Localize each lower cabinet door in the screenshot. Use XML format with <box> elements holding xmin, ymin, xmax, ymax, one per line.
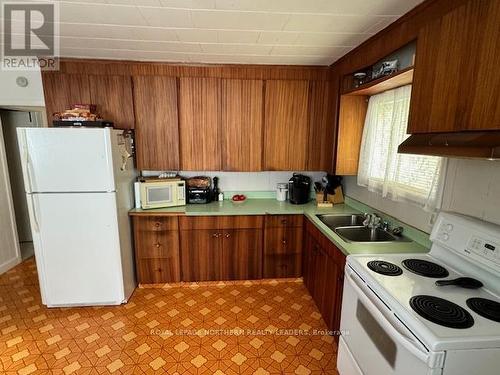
<box><xmin>221</xmin><ymin>229</ymin><xmax>263</xmax><ymax>280</ymax></box>
<box><xmin>180</xmin><ymin>230</ymin><xmax>222</xmax><ymax>281</ymax></box>
<box><xmin>263</xmin><ymin>253</ymin><xmax>302</xmax><ymax>278</ymax></box>
<box><xmin>320</xmin><ymin>255</ymin><xmax>339</xmax><ymax>331</ymax></box>
<box><xmin>137</xmin><ymin>258</ymin><xmax>177</xmax><ymax>284</ymax></box>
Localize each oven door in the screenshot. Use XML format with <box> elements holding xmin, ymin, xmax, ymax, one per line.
<box><xmin>337</xmin><ymin>266</ymin><xmax>444</xmax><ymax>375</ymax></box>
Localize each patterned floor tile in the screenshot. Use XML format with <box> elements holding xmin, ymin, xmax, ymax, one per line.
<box><xmin>0</xmin><ymin>258</ymin><xmax>339</xmax><ymax>374</ymax></box>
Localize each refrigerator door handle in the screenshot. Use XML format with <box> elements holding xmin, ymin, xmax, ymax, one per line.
<box><xmin>28</xmin><ymin>194</ymin><xmax>40</xmax><ymax>232</ymax></box>
<box><xmin>19</xmin><ymin>130</ymin><xmax>34</xmax><ymax>193</ymax></box>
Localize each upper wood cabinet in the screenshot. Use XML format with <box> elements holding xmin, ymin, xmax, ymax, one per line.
<box><xmin>41</xmin><ymin>72</ymin><xmax>135</xmax><ymax>130</ymax></box>
<box><xmin>408</xmin><ymin>0</ymin><xmax>500</xmax><ymax>133</ymax></box>
<box><xmin>133</xmin><ymin>76</ymin><xmax>179</xmax><ymax>170</ymax></box>
<box><xmin>41</xmin><ymin>73</ymin><xmax>91</xmax><ymax>122</ymax></box>
<box><xmin>88</xmin><ymin>75</ymin><xmax>135</xmax><ymax>129</ymax></box>
<box><xmin>264</xmin><ymin>80</ymin><xmax>310</xmax><ymax>171</ymax></box>
<box><xmin>335</xmin><ymin>96</ymin><xmax>367</xmax><ymax>175</ymax></box>
<box><xmin>307</xmin><ymin>80</ymin><xmax>337</xmax><ymax>172</ymax></box>
<box><xmin>221</xmin><ymin>79</ymin><xmax>264</xmax><ymax>171</ymax></box>
<box><xmin>179</xmin><ymin>77</ymin><xmax>221</xmax><ymax>170</ymax></box>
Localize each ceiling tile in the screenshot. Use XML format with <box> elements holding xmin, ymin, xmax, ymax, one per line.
<box><xmin>176</xmin><ymin>29</ymin><xmax>218</xmax><ymax>42</ymax></box>
<box><xmin>60</xmin><ymin>37</ymin><xmax>202</xmax><ymax>53</ymax></box>
<box><xmin>59</xmin><ymin>23</ymin><xmax>178</xmax><ymax>41</ymax></box>
<box><xmin>137</xmin><ymin>6</ymin><xmax>193</xmax><ymax>27</ymax></box>
<box><xmin>257</xmin><ymin>31</ymin><xmax>299</xmax><ymax>45</ymax></box>
<box><xmin>283</xmin><ymin>14</ymin><xmax>375</xmax><ymax>33</ymax></box>
<box><xmin>59</xmin><ymin>2</ymin><xmax>149</xmax><ymax>26</ymax></box>
<box><xmin>270</xmin><ymin>45</ymin><xmax>350</xmax><ymax>57</ymax></box>
<box><xmin>294</xmin><ymin>32</ymin><xmax>372</xmax><ymax>47</ymax></box>
<box><xmin>199</xmin><ymin>43</ymin><xmax>272</xmax><ymax>55</ymax></box>
<box><xmin>217</xmin><ymin>30</ymin><xmax>259</xmax><ymax>44</ymax></box>
<box><xmin>159</xmin><ymin>0</ymin><xmax>216</xmax><ymax>8</ymax></box>
<box><xmin>191</xmin><ymin>10</ymin><xmax>289</xmax><ymax>31</ymax></box>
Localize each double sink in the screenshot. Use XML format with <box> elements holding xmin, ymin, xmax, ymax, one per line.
<box><xmin>317</xmin><ymin>214</ymin><xmax>411</xmax><ymax>243</ymax></box>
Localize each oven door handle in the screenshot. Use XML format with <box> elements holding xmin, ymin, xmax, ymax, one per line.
<box><xmin>345</xmin><ymin>267</ymin><xmax>430</xmax><ymax>364</ymax></box>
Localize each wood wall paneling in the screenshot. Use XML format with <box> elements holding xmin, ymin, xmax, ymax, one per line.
<box><xmin>335</xmin><ymin>96</ymin><xmax>368</xmax><ymax>175</ymax></box>
<box><xmin>88</xmin><ymin>75</ymin><xmax>135</xmax><ymax>129</ymax></box>
<box><xmin>179</xmin><ymin>77</ymin><xmax>221</xmax><ymax>170</ymax></box>
<box><xmin>41</xmin><ymin>73</ymin><xmax>91</xmax><ymax>123</ymax></box>
<box><xmin>133</xmin><ymin>76</ymin><xmax>180</xmax><ymax>170</ymax></box>
<box><xmin>221</xmin><ymin>79</ymin><xmax>264</xmax><ymax>171</ymax></box>
<box><xmin>264</xmin><ymin>80</ymin><xmax>310</xmax><ymax>170</ymax></box>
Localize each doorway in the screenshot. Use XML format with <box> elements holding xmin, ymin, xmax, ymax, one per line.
<box><xmin>0</xmin><ymin>109</ymin><xmax>43</xmax><ymax>261</ymax></box>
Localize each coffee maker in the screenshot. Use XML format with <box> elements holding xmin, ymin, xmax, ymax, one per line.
<box><xmin>288</xmin><ymin>173</ymin><xmax>311</xmax><ymax>204</ymax></box>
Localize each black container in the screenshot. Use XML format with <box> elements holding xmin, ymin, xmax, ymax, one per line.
<box><xmin>187</xmin><ymin>187</ymin><xmax>212</xmax><ymax>204</ymax></box>
<box><xmin>288</xmin><ymin>173</ymin><xmax>311</xmax><ymax>204</ymax></box>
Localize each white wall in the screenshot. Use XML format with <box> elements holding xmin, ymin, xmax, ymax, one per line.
<box><xmin>343</xmin><ymin>158</ymin><xmax>500</xmax><ymax>233</ymax></box>
<box><xmin>143</xmin><ymin>171</ymin><xmax>326</xmax><ymax>194</ymax></box>
<box><xmin>0</xmin><ymin>68</ymin><xmax>45</xmax><ymax>107</ymax></box>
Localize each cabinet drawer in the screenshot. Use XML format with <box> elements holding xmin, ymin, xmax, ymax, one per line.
<box><xmin>137</xmin><ymin>258</ymin><xmax>180</xmax><ymax>283</ymax></box>
<box><xmin>264</xmin><ymin>227</ymin><xmax>303</xmax><ymax>255</ymax></box>
<box><xmin>179</xmin><ymin>215</ymin><xmax>264</xmax><ymax>230</ymax></box>
<box><xmin>265</xmin><ymin>215</ymin><xmax>303</xmax><ymax>228</ymax></box>
<box><xmin>134</xmin><ymin>216</ymin><xmax>179</xmax><ymax>231</ymax></box>
<box><xmin>263</xmin><ymin>254</ymin><xmax>302</xmax><ymax>278</ymax></box>
<box><xmin>135</xmin><ymin>230</ymin><xmax>179</xmax><ymax>259</ymax></box>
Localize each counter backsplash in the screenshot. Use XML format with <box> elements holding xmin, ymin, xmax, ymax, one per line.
<box><xmin>141</xmin><ymin>171</ymin><xmax>326</xmax><ymax>197</ymax></box>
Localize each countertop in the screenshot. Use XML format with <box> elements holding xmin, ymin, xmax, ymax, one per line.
<box><xmin>129</xmin><ymin>200</ymin><xmax>429</xmax><ymax>257</ymax></box>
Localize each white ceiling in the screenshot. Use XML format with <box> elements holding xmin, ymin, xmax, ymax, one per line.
<box><xmin>4</xmin><ymin>0</ymin><xmax>424</xmax><ymax>65</ymax></box>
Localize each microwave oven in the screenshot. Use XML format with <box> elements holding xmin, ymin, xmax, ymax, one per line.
<box><xmin>138</xmin><ymin>179</ymin><xmax>186</xmax><ymax>209</ymax></box>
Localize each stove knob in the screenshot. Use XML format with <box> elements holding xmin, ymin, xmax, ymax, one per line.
<box><xmin>445</xmin><ymin>224</ymin><xmax>454</xmax><ymax>232</ymax></box>
<box><xmin>442</xmin><ymin>233</ymin><xmax>450</xmax><ymax>241</ymax></box>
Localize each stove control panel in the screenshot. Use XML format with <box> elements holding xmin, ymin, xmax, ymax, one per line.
<box><xmin>432</xmin><ymin>213</ymin><xmax>500</xmax><ymax>270</ymax></box>
<box><xmin>466</xmin><ymin>236</ymin><xmax>500</xmax><ymax>264</ymax></box>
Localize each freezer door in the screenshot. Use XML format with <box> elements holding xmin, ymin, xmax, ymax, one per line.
<box><xmin>17</xmin><ymin>128</ymin><xmax>115</xmax><ymax>193</ymax></box>
<box><xmin>30</xmin><ymin>192</ymin><xmax>125</xmax><ymax>306</ymax></box>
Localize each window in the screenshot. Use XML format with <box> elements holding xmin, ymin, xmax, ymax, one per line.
<box><xmin>357</xmin><ymin>85</ymin><xmax>445</xmax><ymax>211</ymax></box>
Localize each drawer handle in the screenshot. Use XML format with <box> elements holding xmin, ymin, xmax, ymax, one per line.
<box><xmin>212</xmin><ymin>233</ymin><xmax>220</xmax><ymax>238</ymax></box>
<box><xmin>225</xmin><ymin>233</ymin><xmax>231</xmax><ymax>238</ymax></box>
<box><xmin>154</xmin><ymin>222</ymin><xmax>161</xmax><ymax>227</ymax></box>
<box><xmin>282</xmin><ymin>239</ymin><xmax>287</xmax><ymax>245</ymax></box>
<box><xmin>155</xmin><ymin>242</ymin><xmax>161</xmax><ymax>248</ymax></box>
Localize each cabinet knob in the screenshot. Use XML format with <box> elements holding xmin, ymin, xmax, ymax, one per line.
<box><xmin>154</xmin><ymin>222</ymin><xmax>161</xmax><ymax>228</ymax></box>
<box><xmin>281</xmin><ymin>219</ymin><xmax>288</xmax><ymax>225</ymax></box>
<box><xmin>212</xmin><ymin>233</ymin><xmax>219</xmax><ymax>238</ymax></box>
<box><xmin>225</xmin><ymin>233</ymin><xmax>231</xmax><ymax>238</ymax></box>
<box><xmin>155</xmin><ymin>242</ymin><xmax>161</xmax><ymax>248</ymax></box>
<box><xmin>281</xmin><ymin>239</ymin><xmax>287</xmax><ymax>245</ymax></box>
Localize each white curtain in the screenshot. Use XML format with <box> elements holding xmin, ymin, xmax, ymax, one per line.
<box><xmin>357</xmin><ymin>85</ymin><xmax>446</xmax><ymax>211</ymax></box>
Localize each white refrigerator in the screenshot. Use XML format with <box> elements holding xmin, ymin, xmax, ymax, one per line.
<box><xmin>17</xmin><ymin>127</ymin><xmax>137</xmax><ymax>307</ymax></box>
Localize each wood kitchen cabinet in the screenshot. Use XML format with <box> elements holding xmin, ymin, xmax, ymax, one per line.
<box><xmin>88</xmin><ymin>75</ymin><xmax>135</xmax><ymax>129</ymax></box>
<box><xmin>179</xmin><ymin>216</ymin><xmax>264</xmax><ymax>282</ymax></box>
<box><xmin>41</xmin><ymin>72</ymin><xmax>91</xmax><ymax>122</ymax></box>
<box><xmin>133</xmin><ymin>76</ymin><xmax>179</xmax><ymax>170</ymax></box>
<box><xmin>307</xmin><ymin>80</ymin><xmax>337</xmax><ymax>172</ymax></box>
<box><xmin>41</xmin><ymin>72</ymin><xmax>135</xmax><ymax>130</ymax></box>
<box><xmin>132</xmin><ymin>216</ymin><xmax>180</xmax><ymax>284</ymax></box>
<box><xmin>263</xmin><ymin>215</ymin><xmax>304</xmax><ymax>278</ymax></box>
<box><xmin>303</xmin><ymin>219</ymin><xmax>346</xmax><ymax>341</ymax></box>
<box><xmin>264</xmin><ymin>80</ymin><xmax>310</xmax><ymax>170</ymax></box>
<box><xmin>221</xmin><ymin>79</ymin><xmax>264</xmax><ymax>171</ymax></box>
<box><xmin>408</xmin><ymin>0</ymin><xmax>500</xmax><ymax>133</ymax></box>
<box><xmin>179</xmin><ymin>77</ymin><xmax>221</xmax><ymax>170</ymax></box>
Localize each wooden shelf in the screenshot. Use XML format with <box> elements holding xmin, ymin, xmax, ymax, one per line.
<box><xmin>343</xmin><ymin>66</ymin><xmax>414</xmax><ymax>96</ymax></box>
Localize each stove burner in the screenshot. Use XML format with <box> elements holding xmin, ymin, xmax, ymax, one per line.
<box><xmin>367</xmin><ymin>260</ymin><xmax>402</xmax><ymax>276</ymax></box>
<box><xmin>466</xmin><ymin>298</ymin><xmax>500</xmax><ymax>323</ymax></box>
<box><xmin>410</xmin><ymin>295</ymin><xmax>474</xmax><ymax>329</ymax></box>
<box><xmin>402</xmin><ymin>259</ymin><xmax>449</xmax><ymax>278</ymax></box>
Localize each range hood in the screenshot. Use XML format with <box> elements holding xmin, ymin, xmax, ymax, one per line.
<box><xmin>398</xmin><ymin>131</ymin><xmax>500</xmax><ymax>159</ymax></box>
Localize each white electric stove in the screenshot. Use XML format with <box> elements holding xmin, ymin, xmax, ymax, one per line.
<box><xmin>337</xmin><ymin>212</ymin><xmax>500</xmax><ymax>375</ymax></box>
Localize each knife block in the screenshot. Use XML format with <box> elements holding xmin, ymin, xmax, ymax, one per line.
<box><xmin>316</xmin><ymin>186</ymin><xmax>344</xmax><ymax>207</ymax></box>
